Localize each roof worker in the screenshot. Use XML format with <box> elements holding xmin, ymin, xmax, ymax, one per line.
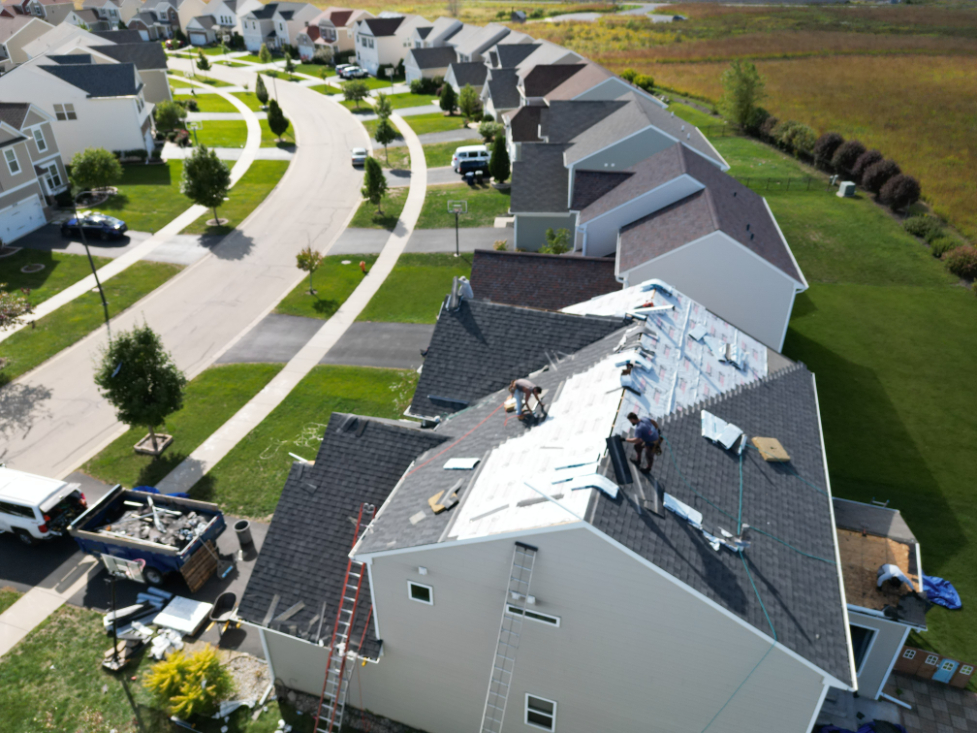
<box><xmin>509</xmin><ymin>378</ymin><xmax>546</xmax><ymax>421</ymax></box>
<box><xmin>625</xmin><ymin>412</ymin><xmax>662</xmax><ymax>472</ymax></box>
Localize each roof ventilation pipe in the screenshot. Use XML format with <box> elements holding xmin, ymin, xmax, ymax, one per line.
<box><xmin>449</xmin><ymin>276</ymin><xmax>460</xmax><ymax>310</ymax></box>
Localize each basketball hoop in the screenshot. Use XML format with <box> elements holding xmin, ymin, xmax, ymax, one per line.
<box><xmin>447</xmin><ymin>200</ymin><xmax>467</xmax><ymax>214</ymax></box>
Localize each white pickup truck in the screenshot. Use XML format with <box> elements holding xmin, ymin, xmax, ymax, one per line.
<box><xmin>0</xmin><ymin>466</ymin><xmax>87</xmax><ymax>546</ymax></box>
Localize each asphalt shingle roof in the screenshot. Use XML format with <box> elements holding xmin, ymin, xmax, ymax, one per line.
<box><xmin>509</xmin><ymin>143</ymin><xmax>569</xmax><ymax>213</ymax></box>
<box><xmin>505</xmin><ymin>104</ymin><xmax>541</xmax><ymax>143</ymax></box>
<box><xmin>447</xmin><ymin>60</ymin><xmax>486</xmax><ymax>88</ymax></box>
<box><xmin>362</xmin><ymin>16</ymin><xmax>403</xmax><ymax>36</ymax></box>
<box><xmin>237</xmin><ymin>414</ymin><xmax>446</xmax><ymax>653</ymax></box>
<box><xmin>48</xmin><ymin>53</ymin><xmax>93</xmax><ymax>64</ymax></box>
<box><xmin>588</xmin><ymin>363</ymin><xmax>853</xmax><ymax>686</ymax></box>
<box><xmin>570</xmin><ymin>169</ymin><xmax>632</xmax><ymax>211</ymax></box>
<box><xmin>408</xmin><ymin>45</ymin><xmax>456</xmax><ymax>70</ymax></box>
<box><xmin>494</xmin><ymin>42</ymin><xmax>537</xmax><ymax>68</ymax></box>
<box><xmin>40</xmin><ymin>61</ymin><xmax>140</xmax><ymax>97</ymax></box>
<box><xmin>521</xmin><ymin>63</ymin><xmax>584</xmax><ymax>98</ymax></box>
<box><xmin>538</xmin><ymin>99</ymin><xmax>623</xmax><ymax>143</ymax></box>
<box><xmin>483</xmin><ymin>67</ymin><xmax>520</xmax><ymax>110</ymax></box>
<box><xmin>91</xmin><ymin>29</ymin><xmax>144</xmax><ymax>43</ymax></box>
<box><xmin>92</xmin><ymin>41</ymin><xmax>168</xmax><ymax>69</ymax></box>
<box><xmin>0</xmin><ymin>102</ymin><xmax>30</xmax><ymax>130</ymax></box>
<box><xmin>409</xmin><ymin>298</ymin><xmax>623</xmax><ymax>419</ymax></box>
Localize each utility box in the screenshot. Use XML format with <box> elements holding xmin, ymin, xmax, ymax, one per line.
<box><xmin>837</xmin><ymin>181</ymin><xmax>857</xmax><ymax>198</ymax></box>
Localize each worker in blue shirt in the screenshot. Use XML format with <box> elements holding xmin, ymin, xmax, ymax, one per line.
<box><xmin>625</xmin><ymin>412</ymin><xmax>662</xmax><ymax>472</ymax></box>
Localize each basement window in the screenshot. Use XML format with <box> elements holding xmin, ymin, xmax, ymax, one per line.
<box><xmin>525</xmin><ymin>695</ymin><xmax>556</xmax><ymax>731</ymax></box>
<box><xmin>505</xmin><ymin>604</ymin><xmax>560</xmax><ymax>627</ymax></box>
<box><xmin>408</xmin><ymin>581</ymin><xmax>433</xmax><ymax>605</ymax></box>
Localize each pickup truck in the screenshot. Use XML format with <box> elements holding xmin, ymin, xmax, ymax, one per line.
<box><xmin>69</xmin><ymin>485</ymin><xmax>226</xmax><ymax>590</ymax></box>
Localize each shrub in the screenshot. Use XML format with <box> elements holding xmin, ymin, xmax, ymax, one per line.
<box><xmin>633</xmin><ymin>73</ymin><xmax>654</xmax><ymax>92</ymax></box>
<box><xmin>144</xmin><ymin>646</ymin><xmax>234</xmax><ymax>718</ymax></box>
<box><xmin>230</xmin><ymin>32</ymin><xmax>244</xmax><ymax>50</ymax></box>
<box><xmin>312</xmin><ymin>46</ymin><xmax>332</xmax><ymax>65</ymax></box>
<box><xmin>773</xmin><ymin>120</ymin><xmax>815</xmax><ymax>158</ymax></box>
<box><xmin>620</xmin><ymin>68</ymin><xmax>637</xmax><ymax>83</ymax></box>
<box><xmin>478</xmin><ymin>120</ymin><xmax>503</xmax><ymax>142</ymax></box>
<box><xmin>813</xmin><ymin>133</ymin><xmax>843</xmax><ymax>171</ymax></box>
<box><xmin>831</xmin><ymin>140</ymin><xmax>866</xmax><ymax>179</ymax></box>
<box><xmin>489</xmin><ymin>134</ymin><xmax>510</xmax><ymax>184</ymax></box>
<box><xmin>879</xmin><ymin>173</ymin><xmax>920</xmax><ymax>211</ymax></box>
<box><xmin>482</xmin><ymin>113</ymin><xmax>494</xmax><ymax>123</ymax></box>
<box><xmin>929</xmin><ymin>236</ymin><xmax>957</xmax><ymax>258</ymax></box>
<box><xmin>862</xmin><ymin>159</ymin><xmax>900</xmax><ymax>195</ymax></box>
<box><xmin>125</xmin><ymin>149</ymin><xmax>148</xmax><ymax>161</ymax></box>
<box><xmin>70</xmin><ymin>147</ymin><xmax>122</xmax><ymax>192</ymax></box>
<box><xmin>155</xmin><ymin>100</ymin><xmax>187</xmax><ymax>132</ymax></box>
<box><xmin>852</xmin><ymin>149</ymin><xmax>883</xmax><ymax>182</ymax></box>
<box><xmin>410</xmin><ymin>76</ymin><xmax>442</xmax><ymax>96</ymax></box>
<box><xmin>743</xmin><ymin>106</ymin><xmax>769</xmax><ymax>134</ymax></box>
<box><xmin>945</xmin><ymin>245</ymin><xmax>977</xmax><ymax>279</ymax></box>
<box><xmin>493</xmin><ymin>239</ymin><xmax>507</xmax><ymax>251</ymax></box>
<box><xmin>540</xmin><ymin>228</ymin><xmax>571</xmax><ymax>255</ymax></box>
<box><xmin>903</xmin><ymin>216</ymin><xmax>945</xmax><ymax>242</ymax></box>
<box><xmin>758</xmin><ymin>115</ymin><xmax>779</xmax><ymax>142</ymax></box>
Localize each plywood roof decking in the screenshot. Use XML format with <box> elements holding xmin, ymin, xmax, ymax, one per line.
<box><xmin>837</xmin><ymin>528</ymin><xmax>918</xmax><ymax>611</ymax></box>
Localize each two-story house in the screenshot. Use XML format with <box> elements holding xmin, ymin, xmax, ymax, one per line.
<box><xmin>301</xmin><ymin>6</ymin><xmax>370</xmax><ymax>59</ymax></box>
<box><xmin>240</xmin><ymin>1</ymin><xmax>316</xmax><ymax>52</ymax></box>
<box><xmin>353</xmin><ymin>13</ymin><xmax>427</xmax><ymax>76</ymax></box>
<box><xmin>0</xmin><ymin>102</ymin><xmax>67</xmax><ymax>242</ymax></box>
<box><xmin>82</xmin><ymin>0</ymin><xmax>142</xmax><ymax>26</ymax></box>
<box><xmin>5</xmin><ymin>0</ymin><xmax>76</xmax><ymax>26</ymax></box>
<box><xmin>409</xmin><ymin>16</ymin><xmax>460</xmax><ymax>48</ymax></box>
<box><xmin>0</xmin><ymin>15</ymin><xmax>52</xmax><ymax>65</ymax></box>
<box><xmin>199</xmin><ymin>0</ymin><xmax>261</xmax><ymax>40</ymax></box>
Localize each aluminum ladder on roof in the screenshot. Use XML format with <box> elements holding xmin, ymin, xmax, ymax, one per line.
<box><xmin>313</xmin><ymin>502</ymin><xmax>376</xmax><ymax>733</ymax></box>
<box><xmin>479</xmin><ymin>541</ymin><xmax>538</xmax><ymax>733</ymax></box>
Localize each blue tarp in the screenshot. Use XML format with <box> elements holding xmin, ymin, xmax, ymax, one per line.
<box><xmin>134</xmin><ymin>486</ymin><xmax>191</xmax><ymax>499</ymax></box>
<box><xmin>819</xmin><ymin>723</ymin><xmax>907</xmax><ymax>733</ymax></box>
<box><xmin>924</xmin><ymin>575</ymin><xmax>962</xmax><ymax>610</ymax></box>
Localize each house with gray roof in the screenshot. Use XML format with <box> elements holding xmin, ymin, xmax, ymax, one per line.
<box><xmin>451</xmin><ymin>21</ymin><xmax>510</xmax><ymax>62</ymax></box>
<box><xmin>240</xmin><ymin>1</ymin><xmax>318</xmax><ymax>53</ymax></box>
<box><xmin>444</xmin><ymin>59</ymin><xmax>486</xmax><ymax>94</ymax></box>
<box><xmin>352</xmin><ymin>13</ymin><xmax>428</xmax><ymax>75</ymax></box>
<box><xmin>89</xmin><ymin>41</ymin><xmax>171</xmax><ymax>102</ymax></box>
<box><xmin>237</xmin><ymin>279</ymin><xmax>859</xmax><ymax>733</ymax></box>
<box><xmin>480</xmin><ymin>66</ymin><xmax>520</xmax><ymax>120</ymax></box>
<box><xmin>409</xmin><ymin>15</ymin><xmax>460</xmax><ymax>48</ymax></box>
<box><xmin>403</xmin><ymin>44</ymin><xmax>455</xmax><ymax>85</ymax></box>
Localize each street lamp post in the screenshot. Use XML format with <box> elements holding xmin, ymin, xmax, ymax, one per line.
<box><xmin>72</xmin><ymin>190</ymin><xmax>110</xmax><ymax>325</ymax></box>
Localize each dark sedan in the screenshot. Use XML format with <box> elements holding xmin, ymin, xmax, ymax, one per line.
<box><xmin>61</xmin><ymin>213</ymin><xmax>128</xmax><ymax>240</ymax></box>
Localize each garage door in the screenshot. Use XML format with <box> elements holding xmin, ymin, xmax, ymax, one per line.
<box><xmin>0</xmin><ymin>194</ymin><xmax>45</xmax><ymax>243</ymax></box>
<box><xmin>189</xmin><ymin>31</ymin><xmax>208</xmax><ymax>46</ymax></box>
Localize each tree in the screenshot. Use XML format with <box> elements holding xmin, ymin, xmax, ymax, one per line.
<box><xmin>440</xmin><ymin>83</ymin><xmax>457</xmax><ymax>115</ymax></box>
<box><xmin>196</xmin><ymin>50</ymin><xmax>210</xmax><ymax>72</ymax></box>
<box><xmin>478</xmin><ymin>120</ymin><xmax>503</xmax><ymax>142</ymax></box>
<box><xmin>258</xmin><ymin>43</ymin><xmax>272</xmax><ymax>64</ymax></box>
<box><xmin>181</xmin><ymin>145</ymin><xmax>231</xmax><ymax>224</ymax></box>
<box><xmin>255</xmin><ymin>74</ymin><xmax>268</xmax><ymax>107</ymax></box>
<box><xmin>458</xmin><ymin>83</ymin><xmax>480</xmax><ymax>122</ymax></box>
<box><xmin>361</xmin><ymin>157</ymin><xmax>387</xmax><ymax>214</ymax></box>
<box><xmin>862</xmin><ymin>159</ymin><xmax>900</xmax><ymax>195</ymax></box>
<box><xmin>117</xmin><ymin>19</ymin><xmax>127</xmax><ymax>29</ymax></box>
<box><xmin>620</xmin><ymin>68</ymin><xmax>637</xmax><ymax>83</ymax></box>
<box><xmin>296</xmin><ymin>246</ymin><xmax>324</xmax><ymax>294</ymax></box>
<box><xmin>374</xmin><ymin>117</ymin><xmax>397</xmax><ymax>163</ymax></box>
<box><xmin>812</xmin><ymin>133</ymin><xmax>843</xmax><ymax>171</ymax></box>
<box><xmin>489</xmin><ymin>134</ymin><xmax>510</xmax><ymax>184</ymax></box>
<box><xmin>718</xmin><ymin>60</ymin><xmax>765</xmax><ymax>128</ymax></box>
<box><xmin>342</xmin><ymin>80</ymin><xmax>369</xmax><ymax>109</ymax></box>
<box><xmin>879</xmin><ymin>174</ymin><xmax>920</xmax><ymax>212</ymax></box>
<box><xmin>94</xmin><ymin>324</ymin><xmax>187</xmax><ymax>453</ymax></box>
<box><xmin>540</xmin><ymin>228</ymin><xmax>571</xmax><ymax>255</ymax></box>
<box><xmin>284</xmin><ymin>53</ymin><xmax>295</xmax><ymax>77</ymax></box>
<box><xmin>69</xmin><ymin>147</ymin><xmax>122</xmax><ymax>193</ymax></box>
<box><xmin>1</xmin><ymin>284</ymin><xmax>30</xmax><ymax>332</ymax></box>
<box><xmin>945</xmin><ymin>246</ymin><xmax>977</xmax><ymax>279</ymax></box>
<box><xmin>632</xmin><ymin>73</ymin><xmax>654</xmax><ymax>92</ymax></box>
<box><xmin>155</xmin><ymin>100</ymin><xmax>187</xmax><ymax>131</ymax></box>
<box><xmin>144</xmin><ymin>646</ymin><xmax>234</xmax><ymax>718</ymax></box>
<box><xmin>852</xmin><ymin>149</ymin><xmax>883</xmax><ymax>183</ymax></box>
<box><xmin>312</xmin><ymin>46</ymin><xmax>332</xmax><ymax>65</ymax></box>
<box><xmin>831</xmin><ymin>140</ymin><xmax>865</xmax><ymax>179</ymax></box>
<box><xmin>267</xmin><ymin>99</ymin><xmax>290</xmax><ymax>141</ymax></box>
<box><xmin>373</xmin><ymin>91</ymin><xmax>392</xmax><ymax>120</ymax></box>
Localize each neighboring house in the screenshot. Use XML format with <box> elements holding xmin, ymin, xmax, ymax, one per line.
<box><xmin>126</xmin><ymin>11</ymin><xmax>163</xmax><ymax>39</ymax></box>
<box><xmin>484</xmin><ymin>40</ymin><xmax>537</xmax><ymax>70</ymax></box>
<box><xmin>0</xmin><ymin>102</ymin><xmax>67</xmax><ymax>242</ymax></box>
<box><xmin>510</xmin><ymin>9</ymin><xmax>526</xmax><ymax>22</ymax></box>
<box><xmin>451</xmin><ymin>21</ymin><xmax>509</xmax><ymax>62</ymax></box>
<box><xmin>403</xmin><ymin>44</ymin><xmax>454</xmax><ymax>85</ymax></box>
<box><xmin>0</xmin><ymin>15</ymin><xmax>52</xmax><ymax>64</ymax></box>
<box><xmin>443</xmin><ymin>59</ymin><xmax>485</xmax><ymax>94</ymax></box>
<box><xmin>90</xmin><ymin>41</ymin><xmax>171</xmax><ymax>102</ymax></box>
<box><xmin>21</xmin><ymin>20</ymin><xmax>104</xmax><ymax>57</ymax></box>
<box><xmin>201</xmin><ymin>0</ymin><xmax>261</xmax><ymax>39</ymax></box>
<box><xmin>511</xmin><ymin>38</ymin><xmax>581</xmax><ymax>74</ymax></box>
<box><xmin>237</xmin><ymin>280</ymin><xmax>856</xmax><ymax>733</ymax></box>
<box><xmin>185</xmin><ymin>14</ymin><xmax>215</xmax><ymax>44</ymax></box>
<box><xmin>480</xmin><ymin>66</ymin><xmax>519</xmax><ymax>120</ymax></box>
<box><xmin>83</xmin><ymin>0</ymin><xmax>141</xmax><ymax>25</ymax></box>
<box><xmin>294</xmin><ymin>22</ymin><xmax>319</xmax><ymax>60</ymax></box>
<box><xmin>353</xmin><ymin>14</ymin><xmax>427</xmax><ymax>76</ymax></box>
<box><xmin>8</xmin><ymin>0</ymin><xmax>76</xmax><ymax>26</ymax></box>
<box><xmin>130</xmin><ymin>0</ymin><xmax>180</xmax><ymax>38</ymax></box>
<box><xmin>240</xmin><ymin>2</ymin><xmax>318</xmax><ymax>53</ymax></box>
<box><xmin>309</xmin><ymin>7</ymin><xmax>370</xmax><ymax>56</ymax></box>
<box><xmin>0</xmin><ymin>52</ymin><xmax>154</xmax><ymax>161</ymax></box>
<box><xmin>410</xmin><ymin>15</ymin><xmax>459</xmax><ymax>48</ymax></box>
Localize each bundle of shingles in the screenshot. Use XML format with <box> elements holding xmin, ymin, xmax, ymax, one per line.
<box><xmin>99</xmin><ymin>503</ymin><xmax>208</xmax><ymax>549</ymax></box>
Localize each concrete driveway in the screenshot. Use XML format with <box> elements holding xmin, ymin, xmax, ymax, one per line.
<box><xmin>15</xmin><ymin>225</ymin><xmax>153</xmax><ymax>260</ymax></box>
<box><xmin>319</xmin><ymin>322</ymin><xmax>434</xmax><ymax>369</ymax></box>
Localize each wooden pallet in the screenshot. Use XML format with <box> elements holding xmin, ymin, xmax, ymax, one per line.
<box><xmin>180</xmin><ymin>540</ymin><xmax>218</xmax><ymax>593</ymax></box>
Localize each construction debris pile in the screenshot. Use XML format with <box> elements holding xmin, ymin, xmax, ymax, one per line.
<box><xmin>97</xmin><ymin>499</ymin><xmax>210</xmax><ymax>549</ymax></box>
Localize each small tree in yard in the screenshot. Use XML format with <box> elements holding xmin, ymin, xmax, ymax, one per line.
<box><xmin>94</xmin><ymin>324</ymin><xmax>187</xmax><ymax>454</ymax></box>
<box><xmin>267</xmin><ymin>99</ymin><xmax>290</xmax><ymax>141</ymax></box>
<box><xmin>181</xmin><ymin>145</ymin><xmax>231</xmax><ymax>224</ymax></box>
<box><xmin>155</xmin><ymin>100</ymin><xmax>187</xmax><ymax>131</ymax></box>
<box><xmin>812</xmin><ymin>133</ymin><xmax>843</xmax><ymax>171</ymax></box>
<box><xmin>879</xmin><ymin>174</ymin><xmax>920</xmax><ymax>212</ymax></box>
<box><xmin>540</xmin><ymin>228</ymin><xmax>571</xmax><ymax>255</ymax></box>
<box><xmin>255</xmin><ymin>73</ymin><xmax>269</xmax><ymax>107</ymax></box>
<box><xmin>852</xmin><ymin>149</ymin><xmax>883</xmax><ymax>183</ymax></box>
<box><xmin>342</xmin><ymin>80</ymin><xmax>369</xmax><ymax>109</ymax></box>
<box><xmin>296</xmin><ymin>246</ymin><xmax>324</xmax><ymax>294</ymax></box>
<box><xmin>440</xmin><ymin>83</ymin><xmax>456</xmax><ymax>115</ymax></box>
<box><xmin>258</xmin><ymin>43</ymin><xmax>272</xmax><ymax>64</ymax></box>
<box><xmin>831</xmin><ymin>140</ymin><xmax>865</xmax><ymax>179</ymax></box>
<box><xmin>718</xmin><ymin>60</ymin><xmax>765</xmax><ymax>128</ymax></box>
<box><xmin>374</xmin><ymin>117</ymin><xmax>397</xmax><ymax>163</ymax></box>
<box><xmin>361</xmin><ymin>157</ymin><xmax>387</xmax><ymax>214</ymax></box>
<box><xmin>862</xmin><ymin>159</ymin><xmax>900</xmax><ymax>195</ymax></box>
<box><xmin>284</xmin><ymin>54</ymin><xmax>295</xmax><ymax>77</ymax></box>
<box><xmin>458</xmin><ymin>83</ymin><xmax>480</xmax><ymax>122</ymax></box>
<box><xmin>145</xmin><ymin>646</ymin><xmax>234</xmax><ymax>718</ymax></box>
<box><xmin>69</xmin><ymin>147</ymin><xmax>122</xmax><ymax>193</ymax></box>
<box><xmin>196</xmin><ymin>50</ymin><xmax>210</xmax><ymax>72</ymax></box>
<box><xmin>373</xmin><ymin>91</ymin><xmax>392</xmax><ymax>120</ymax></box>
<box><xmin>489</xmin><ymin>134</ymin><xmax>510</xmax><ymax>184</ymax></box>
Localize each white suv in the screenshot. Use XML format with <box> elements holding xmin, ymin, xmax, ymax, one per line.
<box><xmin>452</xmin><ymin>144</ymin><xmax>489</xmax><ymax>173</ymax></box>
<box><xmin>0</xmin><ymin>466</ymin><xmax>87</xmax><ymax>546</ymax></box>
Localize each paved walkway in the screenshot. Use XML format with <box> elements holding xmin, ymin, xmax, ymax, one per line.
<box><xmin>329</xmin><ymin>226</ymin><xmax>511</xmax><ymax>255</ymax></box>
<box><xmin>389</xmin><ymin>165</ymin><xmax>459</xmax><ymax>187</ymax></box>
<box><xmin>885</xmin><ymin>671</ymin><xmax>977</xmax><ymax>732</ymax></box>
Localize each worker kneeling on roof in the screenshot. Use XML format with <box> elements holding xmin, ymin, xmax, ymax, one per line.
<box><xmin>509</xmin><ymin>378</ymin><xmax>546</xmax><ymax>421</ymax></box>
<box><xmin>625</xmin><ymin>412</ymin><xmax>662</xmax><ymax>472</ymax></box>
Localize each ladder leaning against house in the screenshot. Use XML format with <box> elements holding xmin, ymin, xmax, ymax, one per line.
<box><xmin>313</xmin><ymin>502</ymin><xmax>376</xmax><ymax>733</ymax></box>
<box><xmin>479</xmin><ymin>541</ymin><xmax>539</xmax><ymax>733</ymax></box>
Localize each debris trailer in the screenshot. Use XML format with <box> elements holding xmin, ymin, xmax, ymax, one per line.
<box><xmin>68</xmin><ymin>485</ymin><xmax>227</xmax><ymax>591</ymax></box>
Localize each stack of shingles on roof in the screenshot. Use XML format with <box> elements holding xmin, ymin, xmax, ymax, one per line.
<box><xmin>237</xmin><ymin>413</ymin><xmax>446</xmax><ymax>653</ymax></box>
<box><xmin>588</xmin><ymin>363</ymin><xmax>853</xmax><ymax>688</ymax></box>
<box><xmin>409</xmin><ymin>298</ymin><xmax>623</xmax><ymax>419</ymax></box>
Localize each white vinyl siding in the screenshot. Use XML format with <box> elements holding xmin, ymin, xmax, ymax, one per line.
<box><xmin>408</xmin><ymin>581</ymin><xmax>433</xmax><ymax>605</ymax></box>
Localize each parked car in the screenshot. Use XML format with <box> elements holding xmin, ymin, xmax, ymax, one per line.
<box><xmin>0</xmin><ymin>466</ymin><xmax>87</xmax><ymax>546</ymax></box>
<box><xmin>351</xmin><ymin>147</ymin><xmax>368</xmax><ymax>166</ymax></box>
<box><xmin>335</xmin><ymin>63</ymin><xmax>355</xmax><ymax>75</ymax></box>
<box><xmin>340</xmin><ymin>66</ymin><xmax>369</xmax><ymax>79</ymax></box>
<box><xmin>452</xmin><ymin>144</ymin><xmax>489</xmax><ymax>173</ymax></box>
<box><xmin>61</xmin><ymin>212</ymin><xmax>128</xmax><ymax>240</ymax></box>
<box><xmin>459</xmin><ymin>157</ymin><xmax>489</xmax><ymax>179</ymax></box>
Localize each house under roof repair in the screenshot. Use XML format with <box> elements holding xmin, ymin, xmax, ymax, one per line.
<box><xmin>238</xmin><ymin>279</ymin><xmax>857</xmax><ymax>733</ymax></box>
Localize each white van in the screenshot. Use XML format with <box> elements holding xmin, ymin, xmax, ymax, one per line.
<box><xmin>452</xmin><ymin>144</ymin><xmax>489</xmax><ymax>172</ymax></box>
<box><xmin>0</xmin><ymin>466</ymin><xmax>87</xmax><ymax>545</ymax></box>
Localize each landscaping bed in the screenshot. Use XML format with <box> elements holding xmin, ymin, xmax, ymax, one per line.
<box><xmin>357</xmin><ymin>253</ymin><xmax>472</xmax><ymax>325</ymax></box>
<box><xmin>275</xmin><ymin>254</ymin><xmax>379</xmax><ymax>320</ymax></box>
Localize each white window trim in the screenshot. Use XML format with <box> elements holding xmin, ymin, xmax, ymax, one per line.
<box><xmin>31</xmin><ymin>127</ymin><xmax>47</xmax><ymax>152</ymax></box>
<box><xmin>505</xmin><ymin>604</ymin><xmax>560</xmax><ymax>627</ymax></box>
<box><xmin>524</xmin><ymin>694</ymin><xmax>557</xmax><ymax>732</ymax></box>
<box><xmin>4</xmin><ymin>148</ymin><xmax>21</xmax><ymax>175</ymax></box>
<box><xmin>849</xmin><ymin>621</ymin><xmax>877</xmax><ymax>677</ymax></box>
<box><xmin>407</xmin><ymin>580</ymin><xmax>433</xmax><ymax>605</ymax></box>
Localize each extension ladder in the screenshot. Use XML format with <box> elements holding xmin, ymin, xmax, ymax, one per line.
<box><xmin>314</xmin><ymin>503</ymin><xmax>376</xmax><ymax>733</ymax></box>
<box><xmin>479</xmin><ymin>542</ymin><xmax>538</xmax><ymax>733</ymax></box>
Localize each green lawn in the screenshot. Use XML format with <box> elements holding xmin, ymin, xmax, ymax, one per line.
<box><xmin>232</xmin><ymin>92</ymin><xmax>264</xmax><ymax>111</ymax></box>
<box><xmin>0</xmin><ymin>250</ymin><xmax>110</xmax><ymax>307</ymax></box>
<box><xmin>83</xmin><ymin>363</ymin><xmax>282</xmax><ymax>489</ymax></box>
<box><xmin>190</xmin><ymin>365</ymin><xmax>416</xmax><ymax>517</ymax></box>
<box><xmin>314</xmin><ymin>84</ymin><xmax>341</xmax><ymax>96</ymax></box>
<box><xmin>97</xmin><ymin>161</ymin><xmax>189</xmax><ymax>234</ymax></box>
<box><xmin>235</xmin><ymin>53</ymin><xmax>274</xmax><ymax>64</ymax></box>
<box><xmin>423</xmin><ymin>141</ymin><xmax>464</xmax><ymax>169</ymax></box>
<box><xmin>357</xmin><ymin>253</ymin><xmax>471</xmax><ymax>324</ymax></box>
<box><xmin>293</xmin><ymin>63</ymin><xmax>332</xmax><ymax>77</ymax></box>
<box><xmin>275</xmin><ymin>255</ymin><xmax>378</xmax><ymax>320</ymax></box>
<box><xmin>175</xmin><ymin>92</ymin><xmax>239</xmax><ymax>114</ymax></box>
<box><xmin>0</xmin><ymin>603</ymin><xmax>313</xmax><ymax>733</ymax></box>
<box><xmin>403</xmin><ymin>112</ymin><xmax>468</xmax><ymax>136</ymax></box>
<box><xmin>385</xmin><ymin>92</ymin><xmax>438</xmax><ymax>110</ymax></box>
<box><xmin>348</xmin><ymin>186</ymin><xmax>408</xmax><ymax>231</ymax></box>
<box><xmin>363</xmin><ymin>117</ymin><xmax>402</xmax><ymax>142</ymax></box>
<box><xmin>376</xmin><ymin>145</ymin><xmax>410</xmax><ymax>170</ymax></box>
<box><xmin>347</xmin><ymin>76</ymin><xmax>396</xmax><ymax>90</ymax></box>
<box><xmin>417</xmin><ymin>183</ymin><xmax>510</xmax><ymax>228</ymax></box>
<box><xmin>0</xmin><ymin>587</ymin><xmax>20</xmax><ymax>615</ymax></box>
<box><xmin>341</xmin><ymin>99</ymin><xmax>373</xmax><ymax>113</ymax></box>
<box><xmin>182</xmin><ymin>160</ymin><xmax>290</xmax><ymax>236</ymax></box>
<box><xmin>220</xmin><ymin>60</ymin><xmax>250</xmax><ymax>67</ymax></box>
<box><xmin>193</xmin><ymin>119</ymin><xmax>248</xmax><ymax>148</ymax></box>
<box><xmin>185</xmin><ymin>74</ymin><xmax>232</xmax><ymax>87</ymax></box>
<box><xmin>261</xmin><ymin>118</ymin><xmax>295</xmax><ymax>147</ymax></box>
<box><xmin>0</xmin><ymin>262</ymin><xmax>181</xmax><ymax>384</ymax></box>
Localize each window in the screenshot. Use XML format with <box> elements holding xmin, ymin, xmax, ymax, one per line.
<box><xmin>408</xmin><ymin>581</ymin><xmax>433</xmax><ymax>605</ymax></box>
<box><xmin>941</xmin><ymin>660</ymin><xmax>957</xmax><ymax>672</ymax></box>
<box><xmin>0</xmin><ymin>500</ymin><xmax>37</xmax><ymax>519</ymax></box>
<box><xmin>368</xmin><ymin>38</ymin><xmax>374</xmax><ymax>49</ymax></box>
<box><xmin>4</xmin><ymin>148</ymin><xmax>20</xmax><ymax>175</ymax></box>
<box><xmin>925</xmin><ymin>654</ymin><xmax>940</xmax><ymax>665</ymax></box>
<box><xmin>961</xmin><ymin>666</ymin><xmax>974</xmax><ymax>676</ymax></box>
<box><xmin>136</xmin><ymin>97</ymin><xmax>144</xmax><ymax>113</ymax></box>
<box><xmin>42</xmin><ymin>164</ymin><xmax>64</xmax><ymax>192</ymax></box>
<box><xmin>902</xmin><ymin>649</ymin><xmax>916</xmax><ymax>660</ymax></box>
<box><xmin>525</xmin><ymin>695</ymin><xmax>556</xmax><ymax>731</ymax></box>
<box><xmin>54</xmin><ymin>104</ymin><xmax>77</xmax><ymax>121</ymax></box>
<box><xmin>849</xmin><ymin>624</ymin><xmax>876</xmax><ymax>675</ymax></box>
<box><xmin>32</xmin><ymin>128</ymin><xmax>47</xmax><ymax>152</ymax></box>
<box><xmin>506</xmin><ymin>604</ymin><xmax>560</xmax><ymax>627</ymax></box>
